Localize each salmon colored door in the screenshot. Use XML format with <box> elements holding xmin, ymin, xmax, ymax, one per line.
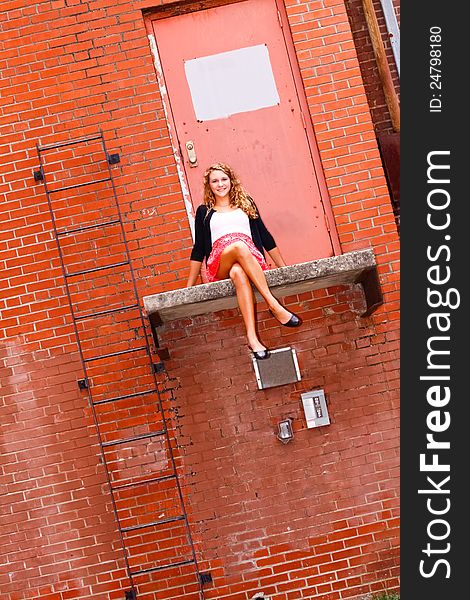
<box><xmin>149</xmin><ymin>0</ymin><xmax>337</xmax><ymax>266</ymax></box>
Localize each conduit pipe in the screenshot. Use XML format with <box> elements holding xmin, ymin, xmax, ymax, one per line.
<box><xmin>379</xmin><ymin>0</ymin><xmax>400</xmax><ymax>76</ymax></box>
<box><xmin>361</xmin><ymin>0</ymin><xmax>400</xmax><ymax>132</ymax></box>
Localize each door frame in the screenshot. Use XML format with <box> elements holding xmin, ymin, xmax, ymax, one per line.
<box><xmin>144</xmin><ymin>0</ymin><xmax>341</xmax><ymax>255</ymax></box>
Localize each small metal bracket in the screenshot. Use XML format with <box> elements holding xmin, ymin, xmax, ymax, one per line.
<box><xmin>147</xmin><ymin>312</ymin><xmax>170</xmax><ymax>361</ymax></box>
<box><xmin>156</xmin><ymin>347</ymin><xmax>170</xmax><ymax>361</ymax></box>
<box><xmin>357</xmin><ymin>267</ymin><xmax>384</xmax><ymax>317</ymax></box>
<box><xmin>152</xmin><ymin>362</ymin><xmax>165</xmax><ymax>374</ymax></box>
<box><xmin>125</xmin><ymin>590</ymin><xmax>137</xmax><ymax>600</ymax></box>
<box><xmin>77</xmin><ymin>378</ymin><xmax>89</xmax><ymax>390</ymax></box>
<box><xmin>33</xmin><ymin>168</ymin><xmax>44</xmax><ymax>181</ymax></box>
<box><xmin>199</xmin><ymin>571</ymin><xmax>213</xmax><ymax>585</ymax></box>
<box><xmin>107</xmin><ymin>153</ymin><xmax>121</xmax><ymax>165</ymax></box>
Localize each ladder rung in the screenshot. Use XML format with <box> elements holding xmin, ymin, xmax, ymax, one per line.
<box><xmin>57</xmin><ymin>219</ymin><xmax>120</xmax><ymax>236</ymax></box>
<box><xmin>65</xmin><ymin>260</ymin><xmax>130</xmax><ymax>278</ymax></box>
<box><xmin>74</xmin><ymin>303</ymin><xmax>139</xmax><ymax>321</ymax></box>
<box><xmin>130</xmin><ymin>559</ymin><xmax>195</xmax><ymax>577</ymax></box>
<box><xmin>101</xmin><ymin>429</ymin><xmax>166</xmax><ymax>447</ymax></box>
<box><xmin>122</xmin><ymin>515</ymin><xmax>186</xmax><ymax>533</ymax></box>
<box><xmin>37</xmin><ymin>134</ymin><xmax>103</xmax><ymax>151</ymax></box>
<box><xmin>83</xmin><ymin>345</ymin><xmax>147</xmax><ymax>363</ymax></box>
<box><xmin>111</xmin><ymin>473</ymin><xmax>177</xmax><ymax>491</ymax></box>
<box><xmin>92</xmin><ymin>389</ymin><xmax>156</xmax><ymax>406</ymax></box>
<box><xmin>48</xmin><ymin>177</ymin><xmax>112</xmax><ymax>194</ymax></box>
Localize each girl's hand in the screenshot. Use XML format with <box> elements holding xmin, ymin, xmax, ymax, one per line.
<box><xmin>267</xmin><ymin>247</ymin><xmax>287</xmax><ymax>268</ymax></box>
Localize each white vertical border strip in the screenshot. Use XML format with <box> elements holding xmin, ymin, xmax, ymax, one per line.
<box><xmin>291</xmin><ymin>348</ymin><xmax>301</xmax><ymax>382</ymax></box>
<box><xmin>379</xmin><ymin>0</ymin><xmax>400</xmax><ymax>77</ymax></box>
<box><xmin>147</xmin><ymin>33</ymin><xmax>196</xmax><ymax>240</ymax></box>
<box><xmin>251</xmin><ymin>356</ymin><xmax>263</xmax><ymax>390</ymax></box>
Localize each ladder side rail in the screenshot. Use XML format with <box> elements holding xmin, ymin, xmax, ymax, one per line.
<box><xmin>38</xmin><ymin>132</ymin><xmax>206</xmax><ymax>599</ymax></box>
<box><xmin>36</xmin><ymin>141</ymin><xmax>137</xmax><ymax>591</ymax></box>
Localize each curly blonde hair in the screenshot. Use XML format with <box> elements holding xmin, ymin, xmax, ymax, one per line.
<box><xmin>203</xmin><ymin>163</ymin><xmax>258</xmax><ymax>219</ymax></box>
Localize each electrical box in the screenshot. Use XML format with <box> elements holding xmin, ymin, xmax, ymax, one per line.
<box><xmin>252</xmin><ymin>347</ymin><xmax>301</xmax><ymax>390</ymax></box>
<box><xmin>301</xmin><ymin>389</ymin><xmax>330</xmax><ymax>428</ymax></box>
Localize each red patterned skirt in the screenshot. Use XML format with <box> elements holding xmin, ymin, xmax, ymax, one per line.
<box><xmin>206</xmin><ymin>232</ymin><xmax>269</xmax><ymax>282</ymax></box>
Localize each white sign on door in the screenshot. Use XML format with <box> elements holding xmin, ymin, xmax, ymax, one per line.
<box><xmin>184</xmin><ymin>44</ymin><xmax>280</xmax><ymax>121</ymax></box>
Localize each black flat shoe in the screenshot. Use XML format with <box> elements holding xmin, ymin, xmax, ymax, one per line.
<box><xmin>249</xmin><ymin>347</ymin><xmax>270</xmax><ymax>360</ymax></box>
<box><xmin>283</xmin><ymin>313</ymin><xmax>302</xmax><ymax>328</ymax></box>
<box><xmin>269</xmin><ymin>308</ymin><xmax>303</xmax><ymax>328</ymax></box>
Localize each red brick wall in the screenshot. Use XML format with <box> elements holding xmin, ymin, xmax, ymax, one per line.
<box><xmin>0</xmin><ymin>347</ymin><xmax>130</xmax><ymax>599</ymax></box>
<box><xmin>344</xmin><ymin>0</ymin><xmax>400</xmax><ymax>136</ymax></box>
<box><xmin>343</xmin><ymin>1</ymin><xmax>401</xmax><ymax>222</ymax></box>
<box><xmin>1</xmin><ymin>1</ymin><xmax>399</xmax><ymax>598</ymax></box>
<box><xmin>159</xmin><ymin>283</ymin><xmax>399</xmax><ymax>599</ymax></box>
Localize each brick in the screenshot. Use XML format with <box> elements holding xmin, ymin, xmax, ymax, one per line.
<box><xmin>1</xmin><ymin>0</ymin><xmax>399</xmax><ymax>598</ymax></box>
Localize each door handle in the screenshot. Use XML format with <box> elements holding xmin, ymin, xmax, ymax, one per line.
<box><xmin>185</xmin><ymin>141</ymin><xmax>198</xmax><ymax>167</ymax></box>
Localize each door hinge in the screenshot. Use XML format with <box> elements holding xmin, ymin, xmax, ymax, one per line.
<box><xmin>300</xmin><ymin>110</ymin><xmax>307</xmax><ymax>130</ymax></box>
<box><xmin>324</xmin><ymin>212</ymin><xmax>331</xmax><ymax>232</ymax></box>
<box><xmin>277</xmin><ymin>9</ymin><xmax>283</xmax><ymax>28</ymax></box>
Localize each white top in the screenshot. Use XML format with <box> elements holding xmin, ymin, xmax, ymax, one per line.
<box><xmin>210</xmin><ymin>208</ymin><xmax>252</xmax><ymax>243</ymax></box>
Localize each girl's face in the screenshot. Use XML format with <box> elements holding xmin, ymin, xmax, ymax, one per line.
<box><xmin>208</xmin><ymin>169</ymin><xmax>231</xmax><ymax>200</ymax></box>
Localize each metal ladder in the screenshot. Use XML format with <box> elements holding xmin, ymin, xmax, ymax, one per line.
<box><xmin>35</xmin><ymin>131</ymin><xmax>206</xmax><ymax>600</ymax></box>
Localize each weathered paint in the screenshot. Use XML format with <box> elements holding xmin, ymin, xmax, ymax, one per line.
<box><xmin>147</xmin><ymin>32</ymin><xmax>196</xmax><ymax>240</ymax></box>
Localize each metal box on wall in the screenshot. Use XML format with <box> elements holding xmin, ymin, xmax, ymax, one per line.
<box><xmin>252</xmin><ymin>347</ymin><xmax>301</xmax><ymax>390</ymax></box>
<box><xmin>301</xmin><ymin>389</ymin><xmax>330</xmax><ymax>428</ymax></box>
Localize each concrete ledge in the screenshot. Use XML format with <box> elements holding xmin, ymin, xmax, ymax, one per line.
<box><xmin>143</xmin><ymin>248</ymin><xmax>382</xmax><ymax>324</ymax></box>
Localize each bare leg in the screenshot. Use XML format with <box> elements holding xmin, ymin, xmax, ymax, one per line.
<box><xmin>229</xmin><ymin>263</ymin><xmax>265</xmax><ymax>352</ymax></box>
<box><xmin>217</xmin><ymin>242</ymin><xmax>292</xmax><ymax>324</ymax></box>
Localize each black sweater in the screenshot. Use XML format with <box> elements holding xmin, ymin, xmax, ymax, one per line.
<box><xmin>189</xmin><ymin>203</ymin><xmax>277</xmax><ymax>264</ymax></box>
